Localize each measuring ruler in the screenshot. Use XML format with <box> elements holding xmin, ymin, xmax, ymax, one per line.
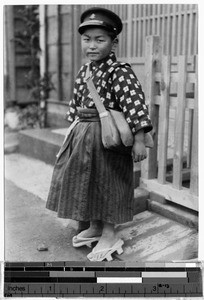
<box><xmin>4</xmin><ymin>261</ymin><xmax>203</xmax><ymax>297</ymax></box>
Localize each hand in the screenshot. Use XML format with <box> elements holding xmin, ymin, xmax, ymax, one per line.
<box><xmin>131</xmin><ymin>140</ymin><xmax>147</xmax><ymax>162</ymax></box>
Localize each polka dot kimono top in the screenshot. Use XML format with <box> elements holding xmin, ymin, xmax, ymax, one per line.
<box><xmin>66</xmin><ymin>52</ymin><xmax>153</xmax><ymax>135</ymax></box>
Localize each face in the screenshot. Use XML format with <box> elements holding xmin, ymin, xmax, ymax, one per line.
<box><xmin>81</xmin><ymin>28</ymin><xmax>115</xmax><ymax>62</ymax></box>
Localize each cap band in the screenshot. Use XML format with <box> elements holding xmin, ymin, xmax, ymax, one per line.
<box><xmin>79</xmin><ymin>20</ymin><xmax>117</xmax><ymax>34</ymax></box>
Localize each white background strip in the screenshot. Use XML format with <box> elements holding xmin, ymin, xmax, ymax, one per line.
<box><xmin>97</xmin><ymin>277</ymin><xmax>142</xmax><ymax>283</ymax></box>
<box><xmin>142</xmin><ymin>272</ymin><xmax>187</xmax><ymax>278</ymax></box>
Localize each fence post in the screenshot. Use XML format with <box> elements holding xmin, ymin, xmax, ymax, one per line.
<box><xmin>190</xmin><ymin>55</ymin><xmax>198</xmax><ymax>196</ymax></box>
<box><xmin>157</xmin><ymin>55</ymin><xmax>171</xmax><ymax>184</ymax></box>
<box><xmin>141</xmin><ymin>35</ymin><xmax>161</xmax><ymax>180</ymax></box>
<box><xmin>173</xmin><ymin>55</ymin><xmax>187</xmax><ymax>189</ymax></box>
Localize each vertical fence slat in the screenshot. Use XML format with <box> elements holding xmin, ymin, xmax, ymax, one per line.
<box><xmin>171</xmin><ymin>4</ymin><xmax>177</xmax><ymax>56</ymax></box>
<box><xmin>190</xmin><ymin>55</ymin><xmax>198</xmax><ymax>195</ymax></box>
<box><xmin>158</xmin><ymin>55</ymin><xmax>171</xmax><ymax>183</ymax></box>
<box><xmin>166</xmin><ymin>5</ymin><xmax>171</xmax><ymax>55</ymax></box>
<box><xmin>142</xmin><ymin>4</ymin><xmax>146</xmax><ymax>55</ymax></box>
<box><xmin>147</xmin><ymin>4</ymin><xmax>151</xmax><ymax>35</ymax></box>
<box><xmin>127</xmin><ymin>4</ymin><xmax>132</xmax><ymax>60</ymax></box>
<box><xmin>152</xmin><ymin>4</ymin><xmax>156</xmax><ymax>35</ymax></box>
<box><xmin>138</xmin><ymin>5</ymin><xmax>142</xmax><ymax>56</ymax></box>
<box><xmin>193</xmin><ymin>6</ymin><xmax>198</xmax><ymax>55</ymax></box>
<box><xmin>177</xmin><ymin>4</ymin><xmax>182</xmax><ymax>55</ymax></box>
<box><xmin>173</xmin><ymin>55</ymin><xmax>187</xmax><ymax>189</ymax></box>
<box><xmin>182</xmin><ymin>5</ymin><xmax>188</xmax><ymax>55</ymax></box>
<box><xmin>188</xmin><ymin>5</ymin><xmax>193</xmax><ymax>56</ymax></box>
<box><xmin>186</xmin><ymin>109</ymin><xmax>193</xmax><ymax>168</ymax></box>
<box><xmin>141</xmin><ymin>36</ymin><xmax>160</xmax><ymax>180</ymax></box>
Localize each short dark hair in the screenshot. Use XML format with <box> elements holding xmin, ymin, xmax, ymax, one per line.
<box><xmin>107</xmin><ymin>32</ymin><xmax>117</xmax><ymax>41</ymax></box>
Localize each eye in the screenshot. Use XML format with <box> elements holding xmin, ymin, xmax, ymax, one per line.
<box><xmin>97</xmin><ymin>39</ymin><xmax>105</xmax><ymax>43</ymax></box>
<box><xmin>82</xmin><ymin>37</ymin><xmax>89</xmax><ymax>42</ymax></box>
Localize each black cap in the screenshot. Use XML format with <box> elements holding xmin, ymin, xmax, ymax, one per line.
<box><xmin>78</xmin><ymin>7</ymin><xmax>123</xmax><ymax>35</ymax></box>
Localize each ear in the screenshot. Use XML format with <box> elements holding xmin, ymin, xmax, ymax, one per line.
<box><xmin>111</xmin><ymin>38</ymin><xmax>118</xmax><ymax>52</ymax></box>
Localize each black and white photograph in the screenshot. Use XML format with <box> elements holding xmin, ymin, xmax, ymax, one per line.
<box><xmin>3</xmin><ymin>0</ymin><xmax>201</xmax><ymax>279</ymax></box>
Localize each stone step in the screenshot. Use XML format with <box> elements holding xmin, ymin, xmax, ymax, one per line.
<box><xmin>4</xmin><ymin>130</ymin><xmax>19</xmax><ymax>154</ymax></box>
<box><xmin>18</xmin><ymin>128</ymin><xmax>64</xmax><ymax>165</ymax></box>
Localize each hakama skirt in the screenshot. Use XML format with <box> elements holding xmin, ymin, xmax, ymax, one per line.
<box><xmin>46</xmin><ymin>114</ymin><xmax>134</xmax><ymax>225</ymax></box>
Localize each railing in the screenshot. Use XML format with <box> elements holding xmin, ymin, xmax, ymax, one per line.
<box><xmin>140</xmin><ymin>36</ymin><xmax>198</xmax><ymax>211</ymax></box>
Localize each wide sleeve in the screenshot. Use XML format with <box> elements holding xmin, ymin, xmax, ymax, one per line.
<box><xmin>112</xmin><ymin>65</ymin><xmax>153</xmax><ymax>135</ymax></box>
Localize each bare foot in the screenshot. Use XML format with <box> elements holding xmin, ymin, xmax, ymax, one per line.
<box><xmin>91</xmin><ymin>222</ymin><xmax>120</xmax><ymax>252</ymax></box>
<box><xmin>93</xmin><ymin>234</ymin><xmax>119</xmax><ymax>252</ymax></box>
<box><xmin>77</xmin><ymin>221</ymin><xmax>103</xmax><ymax>239</ymax></box>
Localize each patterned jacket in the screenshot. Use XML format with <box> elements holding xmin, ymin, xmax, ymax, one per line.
<box><xmin>66</xmin><ymin>52</ymin><xmax>153</xmax><ymax>135</ymax></box>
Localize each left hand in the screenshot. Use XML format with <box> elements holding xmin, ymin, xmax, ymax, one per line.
<box><xmin>131</xmin><ymin>141</ymin><xmax>147</xmax><ymax>163</ymax></box>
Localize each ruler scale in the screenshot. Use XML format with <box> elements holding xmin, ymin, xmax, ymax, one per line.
<box><xmin>4</xmin><ymin>262</ymin><xmax>203</xmax><ymax>297</ymax></box>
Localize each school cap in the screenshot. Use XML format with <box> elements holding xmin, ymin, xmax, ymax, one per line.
<box><xmin>78</xmin><ymin>7</ymin><xmax>123</xmax><ymax>35</ymax></box>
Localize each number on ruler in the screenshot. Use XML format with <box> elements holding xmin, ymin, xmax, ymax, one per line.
<box><xmin>99</xmin><ymin>285</ymin><xmax>105</xmax><ymax>293</ymax></box>
<box><xmin>152</xmin><ymin>285</ymin><xmax>157</xmax><ymax>292</ymax></box>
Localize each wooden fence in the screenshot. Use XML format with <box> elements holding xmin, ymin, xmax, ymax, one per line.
<box><xmin>140</xmin><ymin>36</ymin><xmax>198</xmax><ymax>211</ymax></box>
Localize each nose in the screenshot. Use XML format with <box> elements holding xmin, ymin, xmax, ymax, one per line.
<box><xmin>89</xmin><ymin>40</ymin><xmax>96</xmax><ymax>49</ymax></box>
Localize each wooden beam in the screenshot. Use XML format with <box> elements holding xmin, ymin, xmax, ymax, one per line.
<box><xmin>173</xmin><ymin>55</ymin><xmax>187</xmax><ymax>189</ymax></box>
<box><xmin>157</xmin><ymin>55</ymin><xmax>171</xmax><ymax>184</ymax></box>
<box><xmin>190</xmin><ymin>55</ymin><xmax>198</xmax><ymax>195</ymax></box>
<box><xmin>141</xmin><ymin>36</ymin><xmax>161</xmax><ymax>180</ymax></box>
<box><xmin>140</xmin><ymin>178</ymin><xmax>198</xmax><ymax>211</ymax></box>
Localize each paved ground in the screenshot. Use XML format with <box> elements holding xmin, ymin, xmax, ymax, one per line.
<box><xmin>4</xmin><ymin>153</ymin><xmax>198</xmax><ymax>262</ymax></box>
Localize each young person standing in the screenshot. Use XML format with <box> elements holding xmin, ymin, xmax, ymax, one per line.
<box><xmin>46</xmin><ymin>7</ymin><xmax>153</xmax><ymax>261</ymax></box>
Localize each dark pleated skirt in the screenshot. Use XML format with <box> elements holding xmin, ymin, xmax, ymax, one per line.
<box><xmin>46</xmin><ymin>119</ymin><xmax>134</xmax><ymax>225</ymax></box>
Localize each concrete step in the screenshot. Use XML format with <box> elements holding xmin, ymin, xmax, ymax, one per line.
<box><xmin>4</xmin><ymin>129</ymin><xmax>19</xmax><ymax>154</ymax></box>
<box><xmin>18</xmin><ymin>128</ymin><xmax>64</xmax><ymax>165</ymax></box>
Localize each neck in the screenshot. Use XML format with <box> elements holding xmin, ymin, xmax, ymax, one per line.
<box><xmin>90</xmin><ymin>52</ymin><xmax>115</xmax><ymax>66</ymax></box>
